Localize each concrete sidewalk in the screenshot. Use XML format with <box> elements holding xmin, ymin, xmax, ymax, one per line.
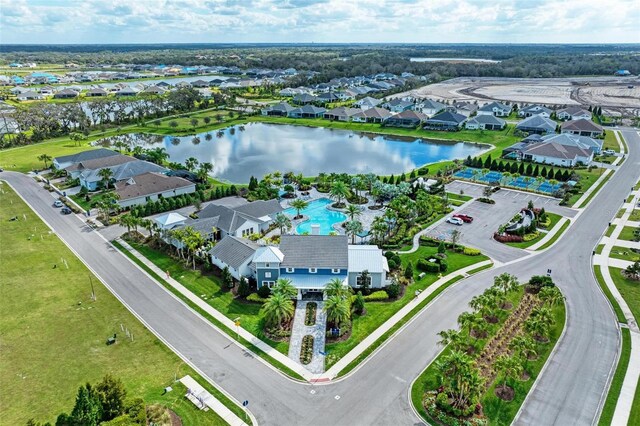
<box><xmin>288</xmin><ymin>300</ymin><xmax>326</xmax><ymax>374</ymax></box>
<box><xmin>595</xmin><ymin>185</ymin><xmax>639</xmax><ymax>426</ymax></box>
<box><xmin>179</xmin><ymin>375</ymin><xmax>250</xmax><ymax>426</ymax></box>
<box><xmin>527</xmin><ymin>217</ymin><xmax>571</xmax><ymax>251</ymax></box>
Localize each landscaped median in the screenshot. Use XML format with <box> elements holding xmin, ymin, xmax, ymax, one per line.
<box><xmin>411</xmin><ymin>274</ymin><xmax>566</xmax><ymax>426</ymax></box>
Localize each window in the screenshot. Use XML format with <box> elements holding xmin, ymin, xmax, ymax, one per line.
<box><xmin>263</xmin><ymin>281</ymin><xmax>275</xmax><ymax>288</ymax></box>
<box><xmin>309</xmin><ymin>268</ymin><xmax>317</xmax><ymax>274</ymax></box>
<box><xmin>332</xmin><ymin>268</ymin><xmax>341</xmax><ymax>274</ymax></box>
<box><xmin>286</xmin><ymin>268</ymin><xmax>295</xmax><ymax>273</ymax></box>
<box><xmin>265</xmin><ymin>272</ymin><xmax>272</xmax><ymax>278</ymax></box>
<box><xmin>265</xmin><ymin>263</ymin><xmax>270</xmax><ymax>268</ymax></box>
<box><xmin>356</xmin><ymin>275</ymin><xmax>372</xmax><ymax>286</ymax></box>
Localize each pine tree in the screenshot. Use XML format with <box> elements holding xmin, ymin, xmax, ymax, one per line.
<box><xmin>562</xmin><ymin>170</ymin><xmax>570</xmax><ymax>181</ymax></box>
<box><xmin>518</xmin><ymin>163</ymin><xmax>525</xmax><ymax>174</ymax></box>
<box><xmin>237</xmin><ymin>277</ymin><xmax>251</xmax><ymax>298</ymax></box>
<box><xmin>541</xmin><ymin>167</ymin><xmax>548</xmax><ymax>178</ymax></box>
<box><xmin>555</xmin><ymin>169</ymin><xmax>563</xmax><ymax>180</ymax></box>
<box><xmin>70</xmin><ymin>384</ymin><xmax>102</xmax><ymax>426</ymax></box>
<box><xmin>533</xmin><ymin>165</ymin><xmax>539</xmax><ymax>177</ymax></box>
<box><xmin>484</xmin><ymin>155</ymin><xmax>492</xmax><ymax>169</ymax></box>
<box><xmin>96</xmin><ymin>375</ymin><xmax>127</xmax><ymax>421</ymax></box>
<box><xmin>526</xmin><ymin>164</ymin><xmax>533</xmax><ymax>176</ymax></box>
<box><xmin>491</xmin><ymin>160</ymin><xmax>498</xmax><ymax>170</ymax></box>
<box><xmin>510</xmin><ymin>162</ymin><xmax>519</xmax><ymax>173</ymax></box>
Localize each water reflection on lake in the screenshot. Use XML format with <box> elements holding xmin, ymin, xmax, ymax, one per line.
<box><xmin>97</xmin><ymin>123</ymin><xmax>487</xmax><ymax>183</ymax></box>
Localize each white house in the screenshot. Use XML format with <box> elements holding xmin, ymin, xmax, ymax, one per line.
<box><xmin>522</xmin><ymin>142</ymin><xmax>594</xmax><ymax>167</ymax></box>
<box><xmin>557</xmin><ymin>106</ymin><xmax>592</xmax><ymax>121</ymax></box>
<box><xmin>209</xmin><ymin>236</ymin><xmax>260</xmax><ymax>280</ymax></box>
<box><xmin>114</xmin><ymin>172</ymin><xmax>196</xmax><ymax>208</ymax></box>
<box><xmin>477</xmin><ymin>101</ymin><xmax>512</xmax><ymax>117</ymax></box>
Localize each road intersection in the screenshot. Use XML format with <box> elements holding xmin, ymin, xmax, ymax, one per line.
<box><xmin>2</xmin><ymin>128</ymin><xmax>638</xmax><ymax>425</ymax></box>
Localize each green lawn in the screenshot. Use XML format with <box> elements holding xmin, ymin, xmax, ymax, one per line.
<box><xmin>630</xmin><ymin>209</ymin><xmax>640</xmax><ymax>222</ymax></box>
<box><xmin>616</xmin><ymin>209</ymin><xmax>626</xmax><ymax>218</ymax></box>
<box><xmin>631</xmin><ymin>378</ymin><xmax>640</xmax><ymax>426</ymax></box>
<box><xmin>618</xmin><ymin>226</ymin><xmax>640</xmax><ymax>242</ymax></box>
<box><xmin>609</xmin><ymin>246</ymin><xmax>640</xmax><ymax>263</ymax></box>
<box><xmin>610</xmin><ymin>267</ymin><xmax>640</xmax><ymax>323</ymax></box>
<box><xmin>324</xmin><ymin>245</ymin><xmax>488</xmax><ymax>368</ymax></box>
<box><xmin>447</xmin><ymin>192</ymin><xmax>474</xmax><ymax>202</ymax></box>
<box><xmin>411</xmin><ymin>287</ymin><xmax>566</xmax><ymax>426</ymax></box>
<box><xmin>605</xmin><ymin>224</ymin><xmax>616</xmax><ymax>237</ymax></box>
<box><xmin>123</xmin><ymin>239</ymin><xmax>289</xmax><ymax>355</ymax></box>
<box><xmin>0</xmin><ymin>182</ymin><xmax>235</xmax><ymax>425</ymax></box>
<box><xmin>599</xmin><ymin>328</ymin><xmax>631</xmax><ymax>426</ymax></box>
<box><xmin>628</xmin><ymin>194</ymin><xmax>636</xmax><ymax>203</ymax></box>
<box><xmin>536</xmin><ymin>219</ymin><xmax>571</xmax><ymax>251</ymax></box>
<box><xmin>570</xmin><ymin>168</ymin><xmax>609</xmax><ymax>207</ymax></box>
<box><xmin>593</xmin><ymin>266</ymin><xmax>627</xmax><ymax>324</ymax></box>
<box><xmin>596</xmin><ymin>244</ymin><xmax>605</xmax><ymax>255</ymax></box>
<box><xmin>602</xmin><ymin>131</ymin><xmax>620</xmax><ymax>152</ymax></box>
<box><xmin>506</xmin><ymin>213</ymin><xmax>563</xmax><ymax>249</ymax></box>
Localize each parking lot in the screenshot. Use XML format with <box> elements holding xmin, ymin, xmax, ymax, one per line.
<box><xmin>426</xmin><ymin>181</ymin><xmax>577</xmax><ymax>263</ymax></box>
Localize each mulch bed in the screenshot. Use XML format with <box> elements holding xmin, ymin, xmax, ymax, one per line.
<box><xmin>495</xmin><ymin>384</ymin><xmax>515</xmax><ymax>401</ymax></box>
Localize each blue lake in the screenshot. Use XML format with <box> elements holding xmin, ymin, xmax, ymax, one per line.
<box><xmin>101</xmin><ymin>123</ymin><xmax>487</xmax><ymax>183</ymax></box>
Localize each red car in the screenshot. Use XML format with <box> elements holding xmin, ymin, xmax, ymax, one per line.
<box><xmin>453</xmin><ymin>214</ymin><xmax>474</xmax><ymax>223</ymax></box>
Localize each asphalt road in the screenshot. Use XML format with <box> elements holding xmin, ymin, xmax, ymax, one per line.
<box><xmin>2</xmin><ymin>129</ymin><xmax>638</xmax><ymax>426</ymax></box>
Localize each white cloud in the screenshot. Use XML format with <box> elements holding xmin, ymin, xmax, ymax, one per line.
<box><xmin>0</xmin><ymin>0</ymin><xmax>638</xmax><ymax>43</ymax></box>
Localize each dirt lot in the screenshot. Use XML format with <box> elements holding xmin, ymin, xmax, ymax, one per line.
<box><xmin>393</xmin><ymin>76</ymin><xmax>640</xmax><ymax>118</ymax></box>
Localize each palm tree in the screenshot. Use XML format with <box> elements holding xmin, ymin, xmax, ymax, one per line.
<box><xmin>494</xmin><ymin>354</ymin><xmax>523</xmax><ymax>395</ymax></box>
<box><xmin>185</xmin><ymin>157</ymin><xmax>199</xmax><ymax>172</ymax></box>
<box><xmin>493</xmin><ymin>273</ymin><xmax>519</xmax><ymax>295</ymax></box>
<box><xmin>98</xmin><ymin>168</ymin><xmax>114</xmax><ymax>190</ymax></box>
<box><xmin>324</xmin><ymin>278</ymin><xmax>350</xmax><ymax>299</ymax></box>
<box><xmin>197</xmin><ymin>162</ymin><xmax>214</xmax><ymax>182</ymax></box>
<box><xmin>435</xmin><ymin>350</ymin><xmax>484</xmax><ymax>410</ymax></box>
<box><xmin>345</xmin><ymin>204</ymin><xmax>362</xmax><ymax>221</ymax></box>
<box><xmin>329</xmin><ymin>181</ymin><xmax>349</xmax><ymax>207</ymax></box>
<box><xmin>538</xmin><ymin>286</ymin><xmax>564</xmax><ymax>306</ymax></box>
<box><xmin>289</xmin><ymin>199</ymin><xmax>309</xmax><ymax>219</ymax></box>
<box><xmin>437</xmin><ymin>329</ymin><xmax>465</xmax><ymax>351</ymax></box>
<box><xmin>37</xmin><ymin>153</ymin><xmax>52</xmax><ymax>169</ymax></box>
<box><xmin>457</xmin><ymin>312</ymin><xmax>482</xmax><ymax>339</ymax></box>
<box><xmin>345</xmin><ymin>220</ymin><xmax>363</xmax><ymax>244</ymax></box>
<box><xmin>274</xmin><ymin>212</ymin><xmax>292</xmax><ymax>235</ymax></box>
<box><xmin>324</xmin><ymin>295</ymin><xmax>350</xmax><ymax>326</ymax></box>
<box><xmin>117</xmin><ymin>213</ymin><xmax>138</xmax><ymax>235</ymax></box>
<box><xmin>183</xmin><ymin>227</ymin><xmax>205</xmax><ymax>270</ymax></box>
<box><xmin>261</xmin><ymin>292</ymin><xmax>294</xmax><ymax>329</ymax></box>
<box><xmin>140</xmin><ymin>218</ymin><xmax>157</xmax><ymax>239</ymax></box>
<box><xmin>271</xmin><ymin>278</ymin><xmax>297</xmax><ymax>299</ymax></box>
<box><xmin>371</xmin><ymin>218</ymin><xmax>388</xmax><ymax>245</ymax></box>
<box><xmin>524</xmin><ymin>316</ymin><xmax>550</xmax><ymax>341</ymax></box>
<box><xmin>509</xmin><ymin>335</ymin><xmax>537</xmax><ymax>364</ymax></box>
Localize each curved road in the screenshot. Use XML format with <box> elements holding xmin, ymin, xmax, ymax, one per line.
<box><xmin>2</xmin><ymin>129</ymin><xmax>638</xmax><ymax>425</ymax></box>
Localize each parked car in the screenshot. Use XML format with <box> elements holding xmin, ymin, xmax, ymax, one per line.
<box><xmin>603</xmin><ymin>149</ymin><xmax>616</xmax><ymax>155</ymax></box>
<box><xmin>446</xmin><ymin>217</ymin><xmax>464</xmax><ymax>226</ymax></box>
<box><xmin>53</xmin><ymin>200</ymin><xmax>64</xmax><ymax>208</ymax></box>
<box><xmin>61</xmin><ymin>207</ymin><xmax>72</xmax><ymax>215</ymax></box>
<box><xmin>453</xmin><ymin>214</ymin><xmax>474</xmax><ymax>223</ymax></box>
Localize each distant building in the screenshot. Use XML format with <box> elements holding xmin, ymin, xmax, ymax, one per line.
<box><xmin>477</xmin><ymin>101</ymin><xmax>512</xmax><ymax>117</ymax></box>
<box><xmin>115</xmin><ymin>172</ymin><xmax>196</xmax><ymax>208</ymax></box>
<box><xmin>423</xmin><ymin>111</ymin><xmax>467</xmax><ymax>130</ymax></box>
<box><xmin>560</xmin><ymin>119</ymin><xmax>604</xmax><ymax>138</ymax></box>
<box><xmin>518</xmin><ymin>105</ymin><xmax>552</xmax><ymax>118</ymax></box>
<box><xmin>516</xmin><ymin>115</ymin><xmax>556</xmax><ymax>135</ymax></box>
<box><xmin>465</xmin><ymin>114</ymin><xmax>506</xmax><ymax>131</ymax></box>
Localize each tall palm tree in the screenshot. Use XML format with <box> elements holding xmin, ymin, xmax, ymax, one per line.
<box><xmin>457</xmin><ymin>312</ymin><xmax>482</xmax><ymax>339</ymax></box>
<box><xmin>274</xmin><ymin>213</ymin><xmax>292</xmax><ymax>235</ymax></box>
<box><xmin>185</xmin><ymin>157</ymin><xmax>199</xmax><ymax>172</ymax></box>
<box><xmin>493</xmin><ymin>273</ymin><xmax>519</xmax><ymax>295</ymax></box>
<box><xmin>437</xmin><ymin>329</ymin><xmax>465</xmax><ymax>351</ymax></box>
<box><xmin>324</xmin><ymin>278</ymin><xmax>350</xmax><ymax>299</ymax></box>
<box><xmin>329</xmin><ymin>181</ymin><xmax>349</xmax><ymax>207</ymax></box>
<box><xmin>435</xmin><ymin>350</ymin><xmax>484</xmax><ymax>410</ymax></box>
<box><xmin>271</xmin><ymin>278</ymin><xmax>297</xmax><ymax>299</ymax></box>
<box><xmin>538</xmin><ymin>286</ymin><xmax>564</xmax><ymax>306</ymax></box>
<box><xmin>371</xmin><ymin>217</ymin><xmax>388</xmax><ymax>245</ymax></box>
<box><xmin>289</xmin><ymin>199</ymin><xmax>309</xmax><ymax>219</ymax></box>
<box><xmin>261</xmin><ymin>292</ymin><xmax>294</xmax><ymax>329</ymax></box>
<box><xmin>509</xmin><ymin>335</ymin><xmax>537</xmax><ymax>364</ymax></box>
<box><xmin>197</xmin><ymin>162</ymin><xmax>214</xmax><ymax>182</ymax></box>
<box><xmin>37</xmin><ymin>153</ymin><xmax>52</xmax><ymax>169</ymax></box>
<box><xmin>324</xmin><ymin>295</ymin><xmax>350</xmax><ymax>327</ymax></box>
<box><xmin>98</xmin><ymin>167</ymin><xmax>114</xmax><ymax>190</ymax></box>
<box><xmin>345</xmin><ymin>204</ymin><xmax>362</xmax><ymax>221</ymax></box>
<box><xmin>345</xmin><ymin>220</ymin><xmax>363</xmax><ymax>244</ymax></box>
<box><xmin>495</xmin><ymin>354</ymin><xmax>523</xmax><ymax>392</ymax></box>
<box><xmin>117</xmin><ymin>213</ymin><xmax>138</xmax><ymax>235</ymax></box>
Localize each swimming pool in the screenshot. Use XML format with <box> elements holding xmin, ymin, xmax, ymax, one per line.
<box><xmin>284</xmin><ymin>198</ymin><xmax>347</xmax><ymax>235</ymax></box>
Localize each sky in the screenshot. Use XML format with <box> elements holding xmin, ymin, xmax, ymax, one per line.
<box><xmin>1</xmin><ymin>0</ymin><xmax>639</xmax><ymax>45</ymax></box>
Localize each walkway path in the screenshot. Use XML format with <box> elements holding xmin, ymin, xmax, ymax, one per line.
<box><xmin>593</xmin><ymin>183</ymin><xmax>639</xmax><ymax>426</ymax></box>
<box><xmin>288</xmin><ymin>300</ymin><xmax>327</xmax><ymax>374</ymax></box>
<box><xmin>527</xmin><ymin>217</ymin><xmax>571</xmax><ymax>251</ymax></box>
<box><xmin>179</xmin><ymin>375</ymin><xmax>249</xmax><ymax>426</ymax></box>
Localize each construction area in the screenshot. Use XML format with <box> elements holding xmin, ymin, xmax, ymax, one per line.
<box><xmin>394</xmin><ymin>76</ymin><xmax>640</xmax><ymax>120</ymax></box>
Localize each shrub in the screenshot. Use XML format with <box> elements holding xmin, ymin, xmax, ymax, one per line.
<box><xmin>438</xmin><ymin>241</ymin><xmax>446</xmax><ymax>254</ymax></box>
<box><xmin>364</xmin><ymin>290</ymin><xmax>389</xmax><ymax>301</ymax></box>
<box><xmin>300</xmin><ymin>335</ymin><xmax>314</xmax><ymax>365</ymax></box>
<box><xmin>353</xmin><ymin>291</ymin><xmax>365</xmax><ymax>314</ymax></box>
<box><xmin>526</xmin><ymin>275</ymin><xmax>555</xmax><ymax>293</ymax></box>
<box><xmin>237</xmin><ymin>277</ymin><xmax>251</xmax><ymax>298</ymax></box>
<box><xmin>404</xmin><ymin>262</ymin><xmax>414</xmax><ymax>280</ymax></box>
<box><xmin>247</xmin><ymin>293</ymin><xmax>267</xmax><ymax>304</ymax></box>
<box><xmin>385</xmin><ymin>282</ymin><xmax>401</xmax><ymax>299</ymax></box>
<box><xmin>463</xmin><ymin>247</ymin><xmax>482</xmax><ymax>256</ymax></box>
<box><xmin>257</xmin><ymin>285</ymin><xmax>271</xmax><ymax>298</ymax></box>
<box><xmin>523</xmin><ymin>232</ymin><xmax>540</xmax><ymax>241</ymax></box>
<box><xmin>439</xmin><ymin>259</ymin><xmax>448</xmax><ymax>272</ymax></box>
<box><xmin>387</xmin><ymin>259</ymin><xmax>397</xmax><ymax>270</ymax></box>
<box><xmin>477</xmin><ymin>197</ymin><xmax>496</xmax><ymax>204</ymax></box>
<box><xmin>417</xmin><ymin>259</ymin><xmax>440</xmax><ymax>272</ymax></box>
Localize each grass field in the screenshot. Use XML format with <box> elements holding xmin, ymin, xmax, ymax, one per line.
<box><xmin>325</xmin><ymin>246</ymin><xmax>488</xmax><ymax>368</ymax></box>
<box><xmin>602</xmin><ymin>131</ymin><xmax>620</xmax><ymax>152</ymax></box>
<box><xmin>569</xmin><ymin>168</ymin><xmax>608</xmax><ymax>207</ymax></box>
<box><xmin>411</xmin><ymin>286</ymin><xmax>566</xmax><ymax>426</ymax></box>
<box><xmin>0</xmin><ymin>183</ymin><xmax>239</xmax><ymax>425</ymax></box>
<box><xmin>536</xmin><ymin>219</ymin><xmax>571</xmax><ymax>251</ymax></box>
<box><xmin>630</xmin><ymin>209</ymin><xmax>640</xmax><ymax>222</ymax></box>
<box><xmin>593</xmin><ymin>266</ymin><xmax>627</xmax><ymax>324</ymax></box>
<box><xmin>610</xmin><ymin>267</ymin><xmax>640</xmax><ymax>323</ymax></box>
<box><xmin>618</xmin><ymin>226</ymin><xmax>639</xmax><ymax>242</ymax></box>
<box><xmin>609</xmin><ymin>246</ymin><xmax>640</xmax><ymax>263</ymax></box>
<box><xmin>598</xmin><ymin>328</ymin><xmax>631</xmax><ymax>426</ymax></box>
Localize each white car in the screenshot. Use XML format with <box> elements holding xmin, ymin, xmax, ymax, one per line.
<box><xmin>53</xmin><ymin>200</ymin><xmax>64</xmax><ymax>208</ymax></box>
<box><xmin>603</xmin><ymin>149</ymin><xmax>616</xmax><ymax>155</ymax></box>
<box><xmin>446</xmin><ymin>217</ymin><xmax>464</xmax><ymax>226</ymax></box>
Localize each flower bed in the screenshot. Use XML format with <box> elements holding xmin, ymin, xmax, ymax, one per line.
<box><xmin>305</xmin><ymin>302</ymin><xmax>317</xmax><ymax>326</ymax></box>
<box><xmin>493</xmin><ymin>233</ymin><xmax>524</xmax><ymax>243</ymax></box>
<box><xmin>423</xmin><ymin>392</ymin><xmax>488</xmax><ymax>426</ymax></box>
<box><xmin>300</xmin><ymin>335</ymin><xmax>314</xmax><ymax>365</ymax></box>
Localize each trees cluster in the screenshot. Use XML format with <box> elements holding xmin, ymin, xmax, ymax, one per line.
<box><xmin>28</xmin><ymin>374</ymin><xmax>143</xmax><ymax>426</ymax></box>
<box><xmin>464</xmin><ymin>155</ymin><xmax>573</xmax><ymax>182</ymax></box>
<box><xmin>129</xmin><ymin>185</ymin><xmax>237</xmax><ymax>218</ymax></box>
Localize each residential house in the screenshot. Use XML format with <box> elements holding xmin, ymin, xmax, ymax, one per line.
<box><xmin>557</xmin><ymin>106</ymin><xmax>592</xmax><ymax>121</ymax></box>
<box><xmin>354</xmin><ymin>96</ymin><xmax>382</xmax><ymax>110</ymax></box>
<box><xmin>115</xmin><ymin>86</ymin><xmax>140</xmax><ymax>97</ymax></box>
<box><xmin>316</xmin><ymin>92</ymin><xmax>340</xmax><ymax>104</ymax></box>
<box><xmin>516</xmin><ymin>115</ymin><xmax>557</xmax><ymax>135</ymax></box>
<box><xmin>452</xmin><ymin>102</ymin><xmax>478</xmax><ymax>118</ymax></box>
<box><xmin>53</xmin><ymin>88</ymin><xmax>79</xmax><ymax>99</ymax></box>
<box><xmin>78</xmin><ymin>158</ymin><xmax>168</xmax><ymax>191</ymax></box>
<box><xmin>53</xmin><ymin>148</ymin><xmax>120</xmax><ymax>170</ymax></box>
<box><xmin>197</xmin><ymin>199</ymin><xmax>284</xmax><ymax>239</ymax></box>
<box><xmin>292</xmin><ymin>93</ymin><xmax>318</xmax><ymax>105</ymax></box>
<box><xmin>560</xmin><ymin>119</ymin><xmax>604</xmax><ymax>138</ymax></box>
<box><xmin>323</xmin><ymin>106</ymin><xmax>360</xmax><ymax>121</ymax></box>
<box><xmin>142</xmin><ymin>85</ymin><xmax>167</xmax><ymax>95</ymax></box>
<box><xmin>465</xmin><ymin>114</ymin><xmax>506</xmax><ymax>131</ymax></box>
<box><xmin>351</xmin><ymin>107</ymin><xmax>393</xmax><ymax>123</ymax></box>
<box><xmin>424</xmin><ymin>111</ymin><xmax>467</xmax><ymax>130</ymax></box>
<box><xmin>382</xmin><ymin>99</ymin><xmax>414</xmax><ymax>113</ymax></box>
<box><xmin>115</xmin><ymin>172</ymin><xmax>196</xmax><ymax>208</ymax></box>
<box><xmin>209</xmin><ymin>236</ymin><xmax>260</xmax><ymax>280</ymax></box>
<box><xmin>16</xmin><ymin>90</ymin><xmax>43</xmax><ymax>101</ymax></box>
<box><xmin>477</xmin><ymin>101</ymin><xmax>512</xmax><ymax>117</ymax></box>
<box><xmin>386</xmin><ymin>110</ymin><xmax>427</xmax><ymax>128</ymax></box>
<box><xmin>261</xmin><ymin>102</ymin><xmax>295</xmax><ymax>117</ymax></box>
<box><xmin>289</xmin><ymin>105</ymin><xmax>326</xmax><ymax>119</ymax></box>
<box><xmin>522</xmin><ymin>142</ymin><xmax>594</xmax><ymax>167</ymax></box>
<box><xmin>518</xmin><ymin>105</ymin><xmax>552</xmax><ymax>118</ymax></box>
<box><xmin>65</xmin><ymin>154</ymin><xmax>137</xmax><ymax>179</ymax></box>
<box><xmin>540</xmin><ymin>133</ymin><xmax>603</xmax><ymax>154</ymax></box>
<box><xmin>190</xmin><ymin>79</ymin><xmax>210</xmax><ymax>88</ymax></box>
<box><xmin>416</xmin><ymin>99</ymin><xmax>446</xmax><ymax>117</ymax></box>
<box><xmin>85</xmin><ymin>88</ymin><xmax>108</xmax><ymax>97</ymax></box>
